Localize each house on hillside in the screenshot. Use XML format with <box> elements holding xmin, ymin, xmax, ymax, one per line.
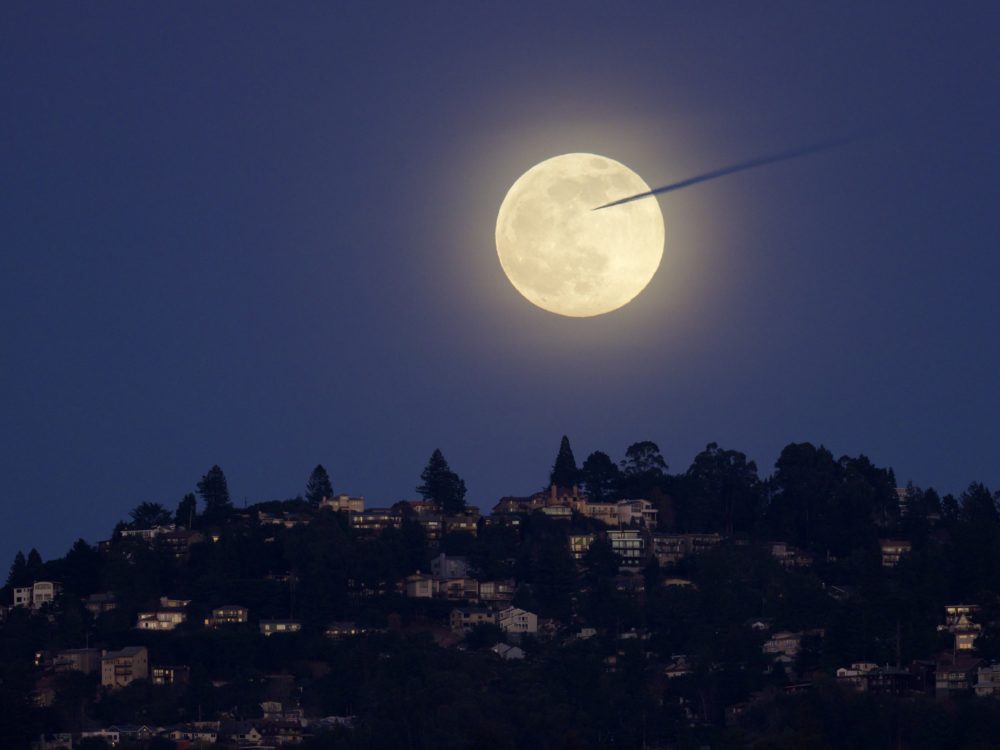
<box><xmin>152</xmin><ymin>665</ymin><xmax>190</xmax><ymax>685</ymax></box>
<box><xmin>320</xmin><ymin>494</ymin><xmax>365</xmax><ymax>513</ymax></box>
<box><xmin>53</xmin><ymin>648</ymin><xmax>100</xmax><ymax>674</ymax></box>
<box><xmin>940</xmin><ymin>604</ymin><xmax>982</xmax><ymax>652</ymax></box>
<box><xmin>136</xmin><ymin>597</ymin><xmax>189</xmax><ymax>631</ymax></box>
<box><xmin>13</xmin><ymin>581</ymin><xmax>62</xmax><ymax>610</ymax></box>
<box><xmin>478</xmin><ymin>579</ymin><xmax>516</xmax><ymax>603</ymax></box>
<box><xmin>607</xmin><ymin>529</ymin><xmax>646</xmax><ymax>567</ymax></box>
<box><xmin>101</xmin><ymin>647</ymin><xmax>148</xmax><ymax>690</ymax></box>
<box><xmin>497</xmin><ymin>606</ymin><xmax>538</xmax><ymax>635</ymax></box>
<box><xmin>84</xmin><ymin>592</ymin><xmax>117</xmax><ymax>616</ymax></box>
<box><xmin>404</xmin><ymin>573</ymin><xmax>439</xmax><ymax>598</ymax></box>
<box><xmin>205</xmin><ymin>605</ymin><xmax>248</xmax><ymax>628</ymax></box>
<box><xmin>450</xmin><ymin>607</ymin><xmax>494</xmax><ymax>633</ymax></box>
<box><xmin>936</xmin><ymin>654</ymin><xmax>983</xmax><ymax>697</ymax></box>
<box><xmin>879</xmin><ymin>539</ymin><xmax>912</xmax><ymax>567</ymax></box>
<box><xmin>259</xmin><ymin>619</ymin><xmax>302</xmax><ymax>636</ymax></box>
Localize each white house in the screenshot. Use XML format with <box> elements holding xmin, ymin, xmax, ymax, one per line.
<box><xmin>497</xmin><ymin>606</ymin><xmax>538</xmax><ymax>635</ymax></box>
<box><xmin>13</xmin><ymin>581</ymin><xmax>62</xmax><ymax>610</ymax></box>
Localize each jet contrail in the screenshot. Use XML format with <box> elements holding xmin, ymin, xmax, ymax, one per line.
<box><xmin>593</xmin><ymin>132</ymin><xmax>869</xmax><ymax>210</ymax></box>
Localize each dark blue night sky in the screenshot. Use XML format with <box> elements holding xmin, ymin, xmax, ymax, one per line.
<box><xmin>3</xmin><ymin>2</ymin><xmax>999</xmax><ymax>562</ymax></box>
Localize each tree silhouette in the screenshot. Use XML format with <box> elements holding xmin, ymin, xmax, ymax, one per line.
<box><xmin>6</xmin><ymin>551</ymin><xmax>27</xmax><ymax>588</ymax></box>
<box><xmin>128</xmin><ymin>501</ymin><xmax>172</xmax><ymax>529</ymax></box>
<box><xmin>417</xmin><ymin>449</ymin><xmax>467</xmax><ymax>514</ymax></box>
<box><xmin>197</xmin><ymin>465</ymin><xmax>232</xmax><ymax>525</ymax></box>
<box><xmin>581</xmin><ymin>451</ymin><xmax>621</xmax><ymax>502</ymax></box>
<box><xmin>174</xmin><ymin>492</ymin><xmax>198</xmax><ymax>528</ymax></box>
<box><xmin>682</xmin><ymin>443</ymin><xmax>762</xmax><ymax>535</ymax></box>
<box><xmin>25</xmin><ymin>548</ymin><xmax>43</xmax><ymax>580</ymax></box>
<box><xmin>619</xmin><ymin>441</ymin><xmax>668</xmax><ymax>497</ymax></box>
<box><xmin>549</xmin><ymin>435</ymin><xmax>580</xmax><ymax>489</ymax></box>
<box><xmin>306</xmin><ymin>464</ymin><xmax>334</xmax><ymax>505</ymax></box>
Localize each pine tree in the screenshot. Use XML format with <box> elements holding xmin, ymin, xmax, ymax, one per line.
<box><xmin>6</xmin><ymin>551</ymin><xmax>26</xmax><ymax>588</ymax></box>
<box><xmin>417</xmin><ymin>449</ymin><xmax>467</xmax><ymax>515</ymax></box>
<box><xmin>197</xmin><ymin>465</ymin><xmax>233</xmax><ymax>524</ymax></box>
<box><xmin>26</xmin><ymin>548</ymin><xmax>42</xmax><ymax>580</ymax></box>
<box><xmin>549</xmin><ymin>435</ymin><xmax>579</xmax><ymax>489</ymax></box>
<box><xmin>306</xmin><ymin>464</ymin><xmax>334</xmax><ymax>505</ymax></box>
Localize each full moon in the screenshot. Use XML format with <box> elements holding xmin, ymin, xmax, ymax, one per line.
<box><xmin>495</xmin><ymin>153</ymin><xmax>665</xmax><ymax>317</ymax></box>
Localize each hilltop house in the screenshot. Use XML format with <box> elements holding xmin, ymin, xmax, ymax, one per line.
<box><xmin>320</xmin><ymin>494</ymin><xmax>365</xmax><ymax>513</ymax></box>
<box><xmin>13</xmin><ymin>581</ymin><xmax>62</xmax><ymax>611</ymax></box>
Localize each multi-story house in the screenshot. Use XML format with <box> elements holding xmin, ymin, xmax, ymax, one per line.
<box><xmin>205</xmin><ymin>605</ymin><xmax>248</xmax><ymax>628</ymax></box>
<box><xmin>444</xmin><ymin>511</ymin><xmax>480</xmax><ymax>535</ymax></box>
<box><xmin>84</xmin><ymin>592</ymin><xmax>117</xmax><ymax>616</ymax></box>
<box><xmin>936</xmin><ymin>655</ymin><xmax>983</xmax><ymax>697</ymax></box>
<box><xmin>607</xmin><ymin>529</ymin><xmax>647</xmax><ymax>567</ymax></box>
<box><xmin>13</xmin><ymin>581</ymin><xmax>62</xmax><ymax>610</ymax></box>
<box><xmin>450</xmin><ymin>607</ymin><xmax>495</xmax><ymax>633</ymax></box>
<box><xmin>616</xmin><ymin>499</ymin><xmax>659</xmax><ymax>527</ymax></box>
<box><xmin>440</xmin><ymin>578</ymin><xmax>480</xmax><ymax>601</ymax></box>
<box><xmin>54</xmin><ymin>648</ymin><xmax>101</xmax><ymax>674</ymax></box>
<box><xmin>349</xmin><ymin>508</ymin><xmax>402</xmax><ymax>535</ymax></box>
<box><xmin>879</xmin><ymin>539</ymin><xmax>912</xmax><ymax>567</ymax></box>
<box><xmin>940</xmin><ymin>605</ymin><xmax>981</xmax><ymax>652</ymax></box>
<box><xmin>578</xmin><ymin>501</ymin><xmax>619</xmax><ymax>525</ymax></box>
<box><xmin>498</xmin><ymin>606</ymin><xmax>538</xmax><ymax>635</ymax></box>
<box><xmin>136</xmin><ymin>597</ymin><xmax>189</xmax><ymax>631</ymax></box>
<box><xmin>101</xmin><ymin>646</ymin><xmax>149</xmax><ymax>689</ymax></box>
<box><xmin>320</xmin><ymin>494</ymin><xmax>365</xmax><ymax>513</ymax></box>
<box><xmin>478</xmin><ymin>579</ymin><xmax>516</xmax><ymax>603</ymax></box>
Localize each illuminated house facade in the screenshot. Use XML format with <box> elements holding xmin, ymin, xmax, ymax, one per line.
<box><xmin>101</xmin><ymin>646</ymin><xmax>148</xmax><ymax>690</ymax></box>
<box><xmin>13</xmin><ymin>581</ymin><xmax>62</xmax><ymax>610</ymax></box>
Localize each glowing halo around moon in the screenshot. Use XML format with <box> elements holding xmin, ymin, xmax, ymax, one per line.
<box><xmin>495</xmin><ymin>153</ymin><xmax>665</xmax><ymax>317</ymax></box>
